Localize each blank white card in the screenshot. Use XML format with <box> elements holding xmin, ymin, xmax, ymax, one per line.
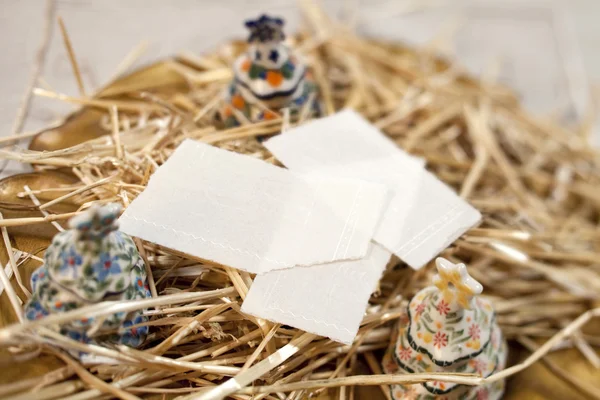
<box><xmin>119</xmin><ymin>139</ymin><xmax>388</xmax><ymax>274</ymax></box>
<box><xmin>264</xmin><ymin>110</ymin><xmax>481</xmax><ymax>269</ymax></box>
<box><xmin>242</xmin><ymin>244</ymin><xmax>392</xmax><ymax>344</ymax></box>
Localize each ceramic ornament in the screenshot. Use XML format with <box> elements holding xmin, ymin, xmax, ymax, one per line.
<box><xmin>24</xmin><ymin>203</ymin><xmax>152</xmax><ymax>349</ymax></box>
<box><xmin>218</xmin><ymin>14</ymin><xmax>320</xmax><ymax>128</ymax></box>
<box><xmin>382</xmin><ymin>257</ymin><xmax>508</xmax><ymax>400</ymax></box>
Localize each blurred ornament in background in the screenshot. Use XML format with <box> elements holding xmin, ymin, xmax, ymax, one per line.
<box><xmin>24</xmin><ymin>203</ymin><xmax>152</xmax><ymax>354</ymax></box>
<box><xmin>382</xmin><ymin>257</ymin><xmax>508</xmax><ymax>400</ymax></box>
<box><xmin>218</xmin><ymin>14</ymin><xmax>320</xmax><ymax>128</ymax></box>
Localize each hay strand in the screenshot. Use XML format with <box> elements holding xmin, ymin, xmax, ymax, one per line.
<box><xmin>1</xmin><ymin>1</ymin><xmax>600</xmax><ymax>399</ymax></box>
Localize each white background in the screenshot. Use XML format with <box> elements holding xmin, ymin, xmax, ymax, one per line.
<box><xmin>0</xmin><ymin>0</ymin><xmax>598</xmax><ymax>176</ymax></box>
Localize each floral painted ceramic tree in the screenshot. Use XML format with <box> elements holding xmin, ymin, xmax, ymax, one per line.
<box><xmin>383</xmin><ymin>257</ymin><xmax>507</xmax><ymax>400</ymax></box>
<box><xmin>25</xmin><ymin>203</ymin><xmax>151</xmax><ymax>349</ymax></box>
<box><xmin>218</xmin><ymin>14</ymin><xmax>320</xmax><ymax>127</ymax></box>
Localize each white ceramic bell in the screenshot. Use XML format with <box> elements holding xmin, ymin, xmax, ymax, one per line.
<box><xmin>382</xmin><ymin>257</ymin><xmax>508</xmax><ymax>400</ymax></box>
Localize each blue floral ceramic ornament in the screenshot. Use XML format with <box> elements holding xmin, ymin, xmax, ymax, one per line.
<box><xmin>218</xmin><ymin>14</ymin><xmax>320</xmax><ymax>128</ymax></box>
<box><xmin>24</xmin><ymin>203</ymin><xmax>151</xmax><ymax>349</ymax></box>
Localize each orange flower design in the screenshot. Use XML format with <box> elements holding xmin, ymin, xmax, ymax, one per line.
<box><xmin>232</xmin><ymin>94</ymin><xmax>245</xmax><ymax>109</ymax></box>
<box><xmin>266</xmin><ymin>71</ymin><xmax>284</xmax><ymax>87</ymax></box>
<box><xmin>466</xmin><ymin>339</ymin><xmax>481</xmax><ymax>349</ymax></box>
<box><xmin>241</xmin><ymin>58</ymin><xmax>252</xmax><ymax>72</ymax></box>
<box><xmin>263</xmin><ymin>110</ymin><xmax>277</xmax><ymax>120</ymax></box>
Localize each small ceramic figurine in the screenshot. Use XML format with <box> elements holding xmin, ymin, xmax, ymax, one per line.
<box><xmin>25</xmin><ymin>203</ymin><xmax>151</xmax><ymax>349</ymax></box>
<box><xmin>218</xmin><ymin>14</ymin><xmax>320</xmax><ymax>128</ymax></box>
<box><xmin>383</xmin><ymin>258</ymin><xmax>507</xmax><ymax>400</ymax></box>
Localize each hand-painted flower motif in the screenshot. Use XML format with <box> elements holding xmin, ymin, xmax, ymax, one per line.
<box><xmin>119</xmin><ymin>314</ymin><xmax>149</xmax><ymax>347</ymax></box>
<box><xmin>52</xmin><ymin>300</ymin><xmax>66</xmax><ymax>311</ymax></box>
<box><xmin>121</xmin><ymin>314</ymin><xmax>148</xmax><ymax>337</ymax></box>
<box><xmin>30</xmin><ymin>268</ymin><xmax>46</xmax><ymax>291</ymax></box>
<box><xmin>430</xmin><ymin>381</ymin><xmax>448</xmax><ymax>391</ymax></box>
<box><xmin>398</xmin><ymin>347</ymin><xmax>412</xmax><ymax>361</ymax></box>
<box><xmin>469</xmin><ymin>323</ymin><xmax>481</xmax><ymax>340</ymax></box>
<box><xmin>415</xmin><ymin>302</ymin><xmax>426</xmax><ymax>316</ymax></box>
<box><xmin>384</xmin><ymin>358</ymin><xmax>398</xmax><ymax>373</ymax></box>
<box><xmin>404</xmin><ymin>387</ymin><xmax>419</xmax><ymax>400</ymax></box>
<box><xmin>477</xmin><ymin>388</ymin><xmax>489</xmax><ymax>400</ymax></box>
<box><xmin>65</xmin><ymin>330</ymin><xmax>84</xmax><ymax>342</ymax></box>
<box><xmin>470</xmin><ymin>358</ymin><xmax>487</xmax><ymax>375</ymax></box>
<box><xmin>25</xmin><ymin>300</ymin><xmax>47</xmax><ymax>320</ymax></box>
<box><xmin>60</xmin><ymin>248</ymin><xmax>83</xmax><ymax>278</ymax></box>
<box><xmin>433</xmin><ymin>331</ymin><xmax>448</xmax><ymax>349</ymax></box>
<box><xmin>436</xmin><ymin>300</ymin><xmax>450</xmax><ymax>316</ymax></box>
<box><xmin>134</xmin><ymin>276</ymin><xmax>151</xmax><ymax>297</ymax></box>
<box><xmin>93</xmin><ymin>253</ymin><xmax>122</xmax><ymax>282</ymax></box>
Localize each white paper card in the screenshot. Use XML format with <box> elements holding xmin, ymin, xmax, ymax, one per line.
<box><xmin>242</xmin><ymin>243</ymin><xmax>392</xmax><ymax>344</ymax></box>
<box><xmin>119</xmin><ymin>139</ymin><xmax>388</xmax><ymax>274</ymax></box>
<box><xmin>264</xmin><ymin>110</ymin><xmax>481</xmax><ymax>269</ymax></box>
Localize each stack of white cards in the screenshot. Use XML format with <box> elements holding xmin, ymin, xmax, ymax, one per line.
<box><xmin>120</xmin><ymin>110</ymin><xmax>481</xmax><ymax>344</ymax></box>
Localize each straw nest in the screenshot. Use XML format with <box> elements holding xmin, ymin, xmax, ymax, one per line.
<box><xmin>0</xmin><ymin>2</ymin><xmax>599</xmax><ymax>399</ymax></box>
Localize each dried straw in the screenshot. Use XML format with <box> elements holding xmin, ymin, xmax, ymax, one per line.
<box><xmin>1</xmin><ymin>1</ymin><xmax>600</xmax><ymax>399</ymax></box>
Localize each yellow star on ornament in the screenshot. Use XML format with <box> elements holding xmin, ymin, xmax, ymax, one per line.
<box><xmin>433</xmin><ymin>258</ymin><xmax>483</xmax><ymax>309</ymax></box>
